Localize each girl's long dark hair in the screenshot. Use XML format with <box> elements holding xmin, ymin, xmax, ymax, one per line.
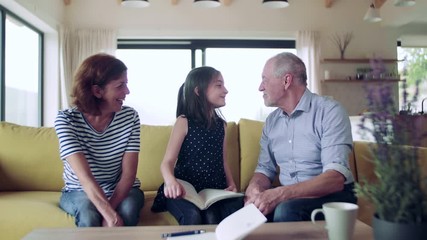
<box><xmin>176</xmin><ymin>66</ymin><xmax>225</xmax><ymax>129</ymax></box>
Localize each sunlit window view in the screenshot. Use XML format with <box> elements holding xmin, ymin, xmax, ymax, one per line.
<box><xmin>5</xmin><ymin>15</ymin><xmax>41</xmax><ymax>126</ymax></box>
<box><xmin>205</xmin><ymin>48</ymin><xmax>296</xmax><ymax>122</ymax></box>
<box><xmin>117</xmin><ymin>49</ymin><xmax>192</xmax><ymax>125</ymax></box>
<box><xmin>117</xmin><ymin>47</ymin><xmax>295</xmax><ymax>125</ymax></box>
<box><xmin>397</xmin><ymin>47</ymin><xmax>427</xmax><ymax>113</ymax></box>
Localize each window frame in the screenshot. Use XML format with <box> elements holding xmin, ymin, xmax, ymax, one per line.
<box><xmin>0</xmin><ymin>5</ymin><xmax>44</xmax><ymax>125</ymax></box>
<box><xmin>118</xmin><ymin>39</ymin><xmax>295</xmax><ymax>68</ymax></box>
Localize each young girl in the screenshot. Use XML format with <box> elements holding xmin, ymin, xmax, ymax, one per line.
<box><xmin>151</xmin><ymin>66</ymin><xmax>242</xmax><ymax>225</ymax></box>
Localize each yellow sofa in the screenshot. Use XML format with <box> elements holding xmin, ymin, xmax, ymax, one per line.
<box><xmin>1</xmin><ymin>119</ymin><xmax>426</xmax><ymax>239</ymax></box>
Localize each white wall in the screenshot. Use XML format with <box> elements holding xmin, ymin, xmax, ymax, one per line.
<box><xmin>59</xmin><ymin>0</ymin><xmax>401</xmax><ymax>58</ymax></box>
<box><xmin>3</xmin><ymin>0</ymin><xmax>427</xmax><ymax>124</ymax></box>
<box><xmin>0</xmin><ymin>0</ymin><xmax>64</xmax><ymax>126</ymax></box>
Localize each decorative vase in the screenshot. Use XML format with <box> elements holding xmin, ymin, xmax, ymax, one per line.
<box><xmin>340</xmin><ymin>50</ymin><xmax>345</xmax><ymax>59</ymax></box>
<box><xmin>372</xmin><ymin>215</ymin><xmax>427</xmax><ymax>240</ymax></box>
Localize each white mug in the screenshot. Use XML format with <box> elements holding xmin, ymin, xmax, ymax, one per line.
<box><xmin>311</xmin><ymin>202</ymin><xmax>358</xmax><ymax>240</ymax></box>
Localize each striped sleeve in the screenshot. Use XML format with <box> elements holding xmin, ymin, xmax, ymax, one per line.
<box><xmin>126</xmin><ymin>110</ymin><xmax>140</xmax><ymax>152</ymax></box>
<box><xmin>54</xmin><ymin>111</ymin><xmax>83</xmax><ymax>159</ymax></box>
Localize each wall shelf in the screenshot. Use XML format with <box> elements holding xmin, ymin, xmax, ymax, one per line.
<box><xmin>322</xmin><ymin>58</ymin><xmax>402</xmax><ymax>64</ymax></box>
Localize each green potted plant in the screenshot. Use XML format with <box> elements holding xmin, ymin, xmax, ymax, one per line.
<box><xmin>355</xmin><ymin>81</ymin><xmax>427</xmax><ymax>240</ymax></box>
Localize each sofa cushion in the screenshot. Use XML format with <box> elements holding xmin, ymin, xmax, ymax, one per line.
<box><xmin>140</xmin><ymin>191</ymin><xmax>178</xmax><ymax>225</ymax></box>
<box><xmin>0</xmin><ymin>191</ymin><xmax>75</xmax><ymax>239</ymax></box>
<box><xmin>238</xmin><ymin>118</ymin><xmax>264</xmax><ymax>191</ymax></box>
<box><xmin>137</xmin><ymin>124</ymin><xmax>173</xmax><ymax>192</ymax></box>
<box><xmin>225</xmin><ymin>122</ymin><xmax>240</xmax><ymax>190</ymax></box>
<box><xmin>353</xmin><ymin>142</ymin><xmax>427</xmax><ymax>226</ymax></box>
<box><xmin>137</xmin><ymin>122</ymin><xmax>240</xmax><ymax>192</ymax></box>
<box><xmin>0</xmin><ymin>122</ymin><xmax>63</xmax><ymax>191</ymax></box>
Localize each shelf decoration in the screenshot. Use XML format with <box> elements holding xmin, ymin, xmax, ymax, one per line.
<box><xmin>330</xmin><ymin>32</ymin><xmax>353</xmax><ymax>59</ymax></box>
<box><xmin>370</xmin><ymin>57</ymin><xmax>386</xmax><ymax>79</ymax></box>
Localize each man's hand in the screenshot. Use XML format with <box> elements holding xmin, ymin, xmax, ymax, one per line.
<box><xmin>252</xmin><ymin>188</ymin><xmax>281</xmax><ymax>215</ymax></box>
<box><xmin>244</xmin><ymin>186</ymin><xmax>261</xmax><ymax>206</ymax></box>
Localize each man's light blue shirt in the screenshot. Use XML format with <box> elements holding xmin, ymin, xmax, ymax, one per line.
<box><xmin>255</xmin><ymin>89</ymin><xmax>354</xmax><ymax>185</ymax></box>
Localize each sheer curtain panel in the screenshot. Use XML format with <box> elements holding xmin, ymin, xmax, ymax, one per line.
<box><xmin>59</xmin><ymin>27</ymin><xmax>117</xmax><ymax>109</ymax></box>
<box><xmin>296</xmin><ymin>30</ymin><xmax>321</xmax><ymax>94</ymax></box>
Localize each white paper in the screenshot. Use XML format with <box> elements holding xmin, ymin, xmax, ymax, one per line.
<box><xmin>215</xmin><ymin>203</ymin><xmax>267</xmax><ymax>240</ymax></box>
<box><xmin>165</xmin><ymin>204</ymin><xmax>266</xmax><ymax>240</ymax></box>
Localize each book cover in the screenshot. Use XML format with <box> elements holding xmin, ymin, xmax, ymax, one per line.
<box><xmin>177</xmin><ymin>179</ymin><xmax>244</xmax><ymax>210</ymax></box>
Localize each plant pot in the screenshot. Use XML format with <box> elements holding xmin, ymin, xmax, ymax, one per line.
<box><xmin>372</xmin><ymin>215</ymin><xmax>427</xmax><ymax>240</ymax></box>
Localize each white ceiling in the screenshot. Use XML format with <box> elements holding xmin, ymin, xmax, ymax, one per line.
<box><xmin>380</xmin><ymin>0</ymin><xmax>427</xmax><ymax>27</ymax></box>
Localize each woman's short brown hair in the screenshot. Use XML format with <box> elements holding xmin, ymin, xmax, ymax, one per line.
<box><xmin>71</xmin><ymin>53</ymin><xmax>127</xmax><ymax>115</ymax></box>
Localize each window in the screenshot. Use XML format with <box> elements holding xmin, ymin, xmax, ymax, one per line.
<box><xmin>397</xmin><ymin>46</ymin><xmax>427</xmax><ymax>113</ymax></box>
<box><xmin>0</xmin><ymin>7</ymin><xmax>43</xmax><ymax>126</ymax></box>
<box><xmin>117</xmin><ymin>39</ymin><xmax>295</xmax><ymax>125</ymax></box>
<box><xmin>117</xmin><ymin>49</ymin><xmax>192</xmax><ymax>125</ymax></box>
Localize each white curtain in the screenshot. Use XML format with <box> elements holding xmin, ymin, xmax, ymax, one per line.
<box><xmin>296</xmin><ymin>31</ymin><xmax>321</xmax><ymax>94</ymax></box>
<box><xmin>59</xmin><ymin>27</ymin><xmax>117</xmax><ymax>109</ymax></box>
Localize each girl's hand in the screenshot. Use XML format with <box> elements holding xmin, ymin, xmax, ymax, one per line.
<box><xmin>224</xmin><ymin>184</ymin><xmax>237</xmax><ymax>192</ymax></box>
<box><xmin>164</xmin><ymin>180</ymin><xmax>186</xmax><ymax>199</ymax></box>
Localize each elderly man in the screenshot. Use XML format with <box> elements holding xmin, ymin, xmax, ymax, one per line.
<box><xmin>244</xmin><ymin>52</ymin><xmax>356</xmax><ymax>222</ymax></box>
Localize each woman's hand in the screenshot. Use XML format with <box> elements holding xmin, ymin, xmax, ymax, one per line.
<box><xmin>102</xmin><ymin>213</ymin><xmax>124</xmax><ymax>227</ymax></box>
<box><xmin>224</xmin><ymin>184</ymin><xmax>237</xmax><ymax>192</ymax></box>
<box><xmin>164</xmin><ymin>180</ymin><xmax>186</xmax><ymax>199</ymax></box>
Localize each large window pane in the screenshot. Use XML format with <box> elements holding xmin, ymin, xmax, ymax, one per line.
<box><xmin>117</xmin><ymin>49</ymin><xmax>192</xmax><ymax>125</ymax></box>
<box><xmin>206</xmin><ymin>48</ymin><xmax>296</xmax><ymax>122</ymax></box>
<box><xmin>5</xmin><ymin>15</ymin><xmax>40</xmax><ymax>126</ymax></box>
<box><xmin>397</xmin><ymin>47</ymin><xmax>427</xmax><ymax>113</ymax></box>
<box><xmin>117</xmin><ymin>40</ymin><xmax>295</xmax><ymax>125</ymax></box>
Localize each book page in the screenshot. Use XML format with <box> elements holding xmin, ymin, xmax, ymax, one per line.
<box><xmin>176</xmin><ymin>179</ymin><xmax>244</xmax><ymax>210</ymax></box>
<box><xmin>198</xmin><ymin>189</ymin><xmax>244</xmax><ymax>210</ymax></box>
<box><xmin>176</xmin><ymin>179</ymin><xmax>204</xmax><ymax>209</ymax></box>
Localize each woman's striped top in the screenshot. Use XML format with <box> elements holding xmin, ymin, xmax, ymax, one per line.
<box><xmin>54</xmin><ymin>106</ymin><xmax>141</xmax><ymax>196</ymax></box>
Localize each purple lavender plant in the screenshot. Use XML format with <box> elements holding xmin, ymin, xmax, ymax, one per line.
<box><xmin>355</xmin><ymin>80</ymin><xmax>427</xmax><ymax>224</ymax></box>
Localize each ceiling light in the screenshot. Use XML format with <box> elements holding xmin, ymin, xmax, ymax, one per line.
<box><xmin>364</xmin><ymin>3</ymin><xmax>382</xmax><ymax>23</ymax></box>
<box><xmin>121</xmin><ymin>0</ymin><xmax>150</xmax><ymax>8</ymax></box>
<box><xmin>394</xmin><ymin>0</ymin><xmax>416</xmax><ymax>7</ymax></box>
<box><xmin>262</xmin><ymin>0</ymin><xmax>289</xmax><ymax>8</ymax></box>
<box><xmin>193</xmin><ymin>0</ymin><xmax>221</xmax><ymax>8</ymax></box>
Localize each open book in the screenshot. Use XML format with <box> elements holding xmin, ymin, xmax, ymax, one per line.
<box><xmin>177</xmin><ymin>179</ymin><xmax>244</xmax><ymax>210</ymax></box>
<box><xmin>165</xmin><ymin>203</ymin><xmax>267</xmax><ymax>240</ymax></box>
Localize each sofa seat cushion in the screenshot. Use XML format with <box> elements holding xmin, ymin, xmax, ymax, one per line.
<box><xmin>139</xmin><ymin>191</ymin><xmax>178</xmax><ymax>226</ymax></box>
<box><xmin>0</xmin><ymin>190</ymin><xmax>179</xmax><ymax>239</ymax></box>
<box><xmin>0</xmin><ymin>191</ymin><xmax>75</xmax><ymax>239</ymax></box>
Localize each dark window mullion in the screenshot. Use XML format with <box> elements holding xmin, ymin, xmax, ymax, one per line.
<box><xmin>38</xmin><ymin>33</ymin><xmax>44</xmax><ymax>126</ymax></box>
<box><xmin>0</xmin><ymin>10</ymin><xmax>5</xmax><ymax>121</ymax></box>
